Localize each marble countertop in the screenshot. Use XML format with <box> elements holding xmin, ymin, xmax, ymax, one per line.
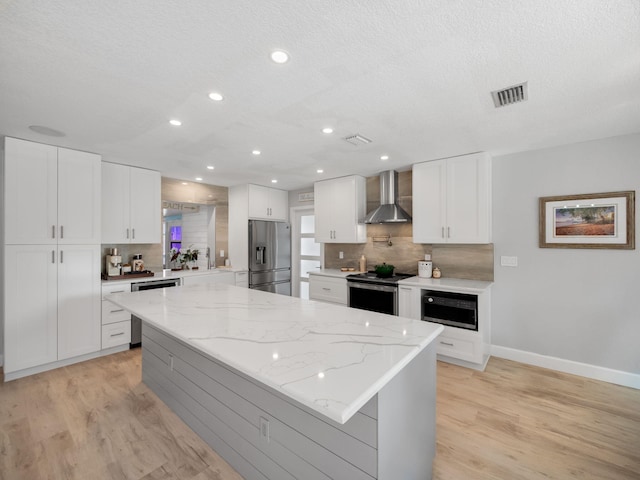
<box><xmin>308</xmin><ymin>269</ymin><xmax>360</xmax><ymax>279</ymax></box>
<box><xmin>101</xmin><ymin>267</ymin><xmax>245</xmax><ymax>287</ymax></box>
<box><xmin>107</xmin><ymin>284</ymin><xmax>443</xmax><ymax>424</ymax></box>
<box><xmin>398</xmin><ymin>276</ymin><xmax>492</xmax><ymax>293</ymax></box>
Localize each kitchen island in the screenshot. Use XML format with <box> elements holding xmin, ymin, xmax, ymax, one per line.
<box><xmin>107</xmin><ymin>283</ymin><xmax>443</xmax><ymax>480</ymax></box>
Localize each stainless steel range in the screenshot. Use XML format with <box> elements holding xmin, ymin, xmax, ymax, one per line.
<box><xmin>347</xmin><ymin>272</ymin><xmax>413</xmax><ymax>315</ymax></box>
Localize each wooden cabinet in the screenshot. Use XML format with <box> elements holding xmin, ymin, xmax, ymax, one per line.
<box><xmin>309</xmin><ymin>274</ymin><xmax>347</xmax><ymax>305</ymax></box>
<box><xmin>101</xmin><ymin>162</ymin><xmax>160</xmax><ymax>243</ymax></box>
<box><xmin>314</xmin><ymin>175</ymin><xmax>367</xmax><ymax>243</ymax></box>
<box><xmin>4</xmin><ymin>245</ymin><xmax>101</xmax><ymax>371</ymax></box>
<box><xmin>413</xmin><ymin>152</ymin><xmax>491</xmax><ymax>244</ymax></box>
<box><xmin>247</xmin><ymin>184</ymin><xmax>288</xmax><ymax>221</ymax></box>
<box><xmin>4</xmin><ymin>137</ymin><xmax>101</xmax><ymax>245</ymax></box>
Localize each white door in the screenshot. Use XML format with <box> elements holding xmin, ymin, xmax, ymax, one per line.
<box><xmin>4</xmin><ymin>137</ymin><xmax>58</xmax><ymax>245</ymax></box>
<box><xmin>130</xmin><ymin>167</ymin><xmax>161</xmax><ymax>243</ymax></box>
<box><xmin>57</xmin><ymin>147</ymin><xmax>102</xmax><ymax>244</ymax></box>
<box><xmin>4</xmin><ymin>245</ymin><xmax>58</xmax><ymax>372</ymax></box>
<box><xmin>291</xmin><ymin>207</ymin><xmax>320</xmax><ymax>299</ymax></box>
<box><xmin>101</xmin><ymin>162</ymin><xmax>131</xmax><ymax>243</ymax></box>
<box><xmin>57</xmin><ymin>244</ymin><xmax>101</xmax><ymax>360</ymax></box>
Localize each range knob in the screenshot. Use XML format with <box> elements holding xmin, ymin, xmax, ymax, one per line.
<box><xmin>427</xmin><ymin>297</ymin><xmax>434</xmax><ymax>303</ymax></box>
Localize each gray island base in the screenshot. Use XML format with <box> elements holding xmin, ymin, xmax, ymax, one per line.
<box><xmin>106</xmin><ymin>284</ymin><xmax>442</xmax><ymax>480</ymax></box>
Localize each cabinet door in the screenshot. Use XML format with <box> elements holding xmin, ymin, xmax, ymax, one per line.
<box><xmin>268</xmin><ymin>188</ymin><xmax>289</xmax><ymax>221</ymax></box>
<box><xmin>398</xmin><ymin>285</ymin><xmax>420</xmax><ymax>320</ymax></box>
<box><xmin>57</xmin><ymin>245</ymin><xmax>101</xmax><ymax>360</ymax></box>
<box><xmin>4</xmin><ymin>137</ymin><xmax>58</xmax><ymax>245</ymax></box>
<box><xmin>182</xmin><ymin>272</ymin><xmax>235</xmax><ymax>286</ymax></box>
<box><xmin>57</xmin><ymin>148</ymin><xmax>101</xmax><ymax>244</ymax></box>
<box><xmin>4</xmin><ymin>245</ymin><xmax>58</xmax><ymax>373</ymax></box>
<box><xmin>313</xmin><ymin>180</ymin><xmax>334</xmax><ymax>242</ymax></box>
<box><xmin>248</xmin><ymin>184</ymin><xmax>271</xmax><ymax>220</ymax></box>
<box><xmin>412</xmin><ymin>160</ymin><xmax>447</xmax><ymax>244</ymax></box>
<box><xmin>331</xmin><ymin>176</ymin><xmax>362</xmax><ymax>243</ymax></box>
<box><xmin>101</xmin><ymin>162</ymin><xmax>130</xmax><ymax>243</ymax></box>
<box><xmin>446</xmin><ymin>153</ymin><xmax>491</xmax><ymax>243</ymax></box>
<box><xmin>129</xmin><ymin>167</ymin><xmax>160</xmax><ymax>243</ymax></box>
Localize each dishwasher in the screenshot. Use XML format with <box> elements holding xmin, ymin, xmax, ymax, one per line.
<box><xmin>130</xmin><ymin>277</ymin><xmax>181</xmax><ymax>347</ymax></box>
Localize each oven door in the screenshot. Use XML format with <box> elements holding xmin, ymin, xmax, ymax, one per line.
<box><xmin>348</xmin><ymin>281</ymin><xmax>397</xmax><ymax>315</ymax></box>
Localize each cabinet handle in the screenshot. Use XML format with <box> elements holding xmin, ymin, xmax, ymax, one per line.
<box><xmin>60</xmin><ymin>225</ymin><xmax>64</xmax><ymax>239</ymax></box>
<box><xmin>110</xmin><ymin>332</ymin><xmax>125</xmax><ymax>337</ymax></box>
<box><xmin>440</xmin><ymin>341</ymin><xmax>454</xmax><ymax>347</ymax></box>
<box><xmin>132</xmin><ymin>228</ymin><xmax>135</xmax><ymax>239</ymax></box>
<box><xmin>322</xmin><ymin>287</ymin><xmax>331</xmax><ymax>291</ymax></box>
<box><xmin>441</xmin><ymin>227</ymin><xmax>445</xmax><ymax>238</ymax></box>
<box><xmin>60</xmin><ymin>250</ymin><xmax>64</xmax><ymax>263</ymax></box>
<box><xmin>126</xmin><ymin>228</ymin><xmax>130</xmax><ymax>239</ymax></box>
<box><xmin>52</xmin><ymin>225</ymin><xmax>56</xmax><ymax>239</ymax></box>
<box><xmin>110</xmin><ymin>309</ymin><xmax>125</xmax><ymax>313</ymax></box>
<box><xmin>51</xmin><ymin>250</ymin><xmax>55</xmax><ymax>263</ymax></box>
<box><xmin>447</xmin><ymin>226</ymin><xmax>451</xmax><ymax>238</ymax></box>
<box><xmin>111</xmin><ymin>290</ymin><xmax>125</xmax><ymax>293</ymax></box>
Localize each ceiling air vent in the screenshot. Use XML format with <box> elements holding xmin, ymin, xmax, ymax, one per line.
<box><xmin>343</xmin><ymin>134</ymin><xmax>372</xmax><ymax>146</ymax></box>
<box><xmin>491</xmin><ymin>82</ymin><xmax>528</xmax><ymax>108</ymax></box>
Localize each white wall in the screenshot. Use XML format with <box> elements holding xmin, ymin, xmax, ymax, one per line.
<box><xmin>492</xmin><ymin>133</ymin><xmax>640</xmax><ymax>376</ymax></box>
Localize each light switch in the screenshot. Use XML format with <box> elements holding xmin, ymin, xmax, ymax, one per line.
<box><xmin>339</xmin><ymin>251</ymin><xmax>344</xmax><ymax>259</ymax></box>
<box><xmin>220</xmin><ymin>250</ymin><xmax>225</xmax><ymax>257</ymax></box>
<box><xmin>501</xmin><ymin>256</ymin><xmax>518</xmax><ymax>267</ymax></box>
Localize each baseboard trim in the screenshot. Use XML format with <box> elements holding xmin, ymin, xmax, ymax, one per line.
<box><xmin>491</xmin><ymin>345</ymin><xmax>640</xmax><ymax>390</ymax></box>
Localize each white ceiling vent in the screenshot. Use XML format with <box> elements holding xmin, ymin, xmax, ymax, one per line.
<box><xmin>491</xmin><ymin>82</ymin><xmax>528</xmax><ymax>108</ymax></box>
<box><xmin>343</xmin><ymin>134</ymin><xmax>372</xmax><ymax>146</ymax></box>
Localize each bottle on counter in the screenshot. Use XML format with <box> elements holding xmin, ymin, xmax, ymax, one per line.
<box><xmin>359</xmin><ymin>254</ymin><xmax>367</xmax><ymax>272</ymax></box>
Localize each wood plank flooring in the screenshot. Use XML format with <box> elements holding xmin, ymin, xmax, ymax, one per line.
<box><xmin>1</xmin><ymin>350</ymin><xmax>639</xmax><ymax>479</ymax></box>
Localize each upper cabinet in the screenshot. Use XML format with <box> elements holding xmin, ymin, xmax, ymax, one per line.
<box><xmin>314</xmin><ymin>175</ymin><xmax>367</xmax><ymax>243</ymax></box>
<box><xmin>101</xmin><ymin>162</ymin><xmax>160</xmax><ymax>244</ymax></box>
<box><xmin>247</xmin><ymin>184</ymin><xmax>288</xmax><ymax>221</ymax></box>
<box><xmin>413</xmin><ymin>152</ymin><xmax>491</xmax><ymax>244</ymax></box>
<box><xmin>4</xmin><ymin>137</ymin><xmax>101</xmax><ymax>245</ymax></box>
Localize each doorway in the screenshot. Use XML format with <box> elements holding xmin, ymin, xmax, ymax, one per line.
<box><xmin>290</xmin><ymin>207</ymin><xmax>321</xmax><ymax>299</ymax></box>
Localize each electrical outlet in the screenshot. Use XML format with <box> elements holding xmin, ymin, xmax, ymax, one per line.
<box><xmin>339</xmin><ymin>251</ymin><xmax>344</xmax><ymax>259</ymax></box>
<box><xmin>220</xmin><ymin>250</ymin><xmax>225</xmax><ymax>257</ymax></box>
<box><xmin>259</xmin><ymin>417</ymin><xmax>270</xmax><ymax>442</ymax></box>
<box><xmin>500</xmin><ymin>256</ymin><xmax>518</xmax><ymax>267</ymax></box>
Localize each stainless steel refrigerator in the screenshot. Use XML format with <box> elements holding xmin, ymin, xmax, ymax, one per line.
<box><xmin>248</xmin><ymin>220</ymin><xmax>291</xmax><ymax>295</ymax></box>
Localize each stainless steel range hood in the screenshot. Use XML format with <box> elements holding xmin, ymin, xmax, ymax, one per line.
<box><xmin>362</xmin><ymin>170</ymin><xmax>412</xmax><ymax>224</ymax></box>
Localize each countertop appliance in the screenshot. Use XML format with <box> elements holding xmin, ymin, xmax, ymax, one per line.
<box><xmin>347</xmin><ymin>271</ymin><xmax>413</xmax><ymax>315</ymax></box>
<box><xmin>105</xmin><ymin>248</ymin><xmax>122</xmax><ymax>276</ymax></box>
<box><xmin>249</xmin><ymin>220</ymin><xmax>291</xmax><ymax>295</ymax></box>
<box><xmin>422</xmin><ymin>290</ymin><xmax>478</xmax><ymax>331</ymax></box>
<box><xmin>130</xmin><ymin>277</ymin><xmax>181</xmax><ymax>346</ymax></box>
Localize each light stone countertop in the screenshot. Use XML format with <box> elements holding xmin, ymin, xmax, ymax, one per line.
<box><xmin>107</xmin><ymin>283</ymin><xmax>443</xmax><ymax>424</ymax></box>
<box><xmin>398</xmin><ymin>276</ymin><xmax>492</xmax><ymax>294</ymax></box>
<box><xmin>308</xmin><ymin>268</ymin><xmax>360</xmax><ymax>279</ymax></box>
<box><xmin>101</xmin><ymin>267</ymin><xmax>246</xmax><ymax>287</ymax></box>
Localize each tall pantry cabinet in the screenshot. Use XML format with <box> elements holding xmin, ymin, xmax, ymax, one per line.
<box><xmin>2</xmin><ymin>137</ymin><xmax>101</xmax><ymax>379</ymax></box>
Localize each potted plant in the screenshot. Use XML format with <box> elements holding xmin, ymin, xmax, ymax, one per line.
<box><xmin>181</xmin><ymin>245</ymin><xmax>200</xmax><ymax>270</ymax></box>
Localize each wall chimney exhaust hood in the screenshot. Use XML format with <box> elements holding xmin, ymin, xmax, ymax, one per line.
<box><xmin>362</xmin><ymin>170</ymin><xmax>411</xmax><ymax>224</ymax></box>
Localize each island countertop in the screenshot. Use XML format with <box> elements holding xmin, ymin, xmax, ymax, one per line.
<box><xmin>107</xmin><ymin>283</ymin><xmax>443</xmax><ymax>424</ymax></box>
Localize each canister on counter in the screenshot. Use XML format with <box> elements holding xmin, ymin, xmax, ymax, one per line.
<box><xmin>132</xmin><ymin>254</ymin><xmax>144</xmax><ymax>272</ymax></box>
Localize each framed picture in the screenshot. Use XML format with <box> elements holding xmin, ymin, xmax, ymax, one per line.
<box><xmin>539</xmin><ymin>191</ymin><xmax>635</xmax><ymax>249</ymax></box>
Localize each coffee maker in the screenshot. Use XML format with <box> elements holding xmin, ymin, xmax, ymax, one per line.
<box><xmin>105</xmin><ymin>248</ymin><xmax>122</xmax><ymax>276</ymax></box>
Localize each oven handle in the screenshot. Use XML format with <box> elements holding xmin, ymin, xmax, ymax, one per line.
<box><xmin>347</xmin><ymin>281</ymin><xmax>397</xmax><ymax>293</ymax></box>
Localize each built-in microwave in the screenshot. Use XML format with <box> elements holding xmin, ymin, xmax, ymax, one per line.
<box><xmin>421</xmin><ymin>290</ymin><xmax>478</xmax><ymax>331</ymax></box>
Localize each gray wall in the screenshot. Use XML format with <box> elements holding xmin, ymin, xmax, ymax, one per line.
<box><xmin>492</xmin><ymin>133</ymin><xmax>640</xmax><ymax>374</ymax></box>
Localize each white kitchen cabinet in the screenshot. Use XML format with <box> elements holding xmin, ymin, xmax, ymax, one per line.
<box><xmin>309</xmin><ymin>274</ymin><xmax>347</xmax><ymax>305</ymax></box>
<box><xmin>181</xmin><ymin>271</ymin><xmax>236</xmax><ymax>286</ymax></box>
<box><xmin>4</xmin><ymin>137</ymin><xmax>101</xmax><ymax>245</ymax></box>
<box><xmin>314</xmin><ymin>175</ymin><xmax>367</xmax><ymax>243</ymax></box>
<box><xmin>413</xmin><ymin>152</ymin><xmax>491</xmax><ymax>244</ymax></box>
<box><xmin>4</xmin><ymin>244</ymin><xmax>101</xmax><ymax>372</ymax></box>
<box><xmin>235</xmin><ymin>270</ymin><xmax>249</xmax><ymax>288</ymax></box>
<box><xmin>57</xmin><ymin>245</ymin><xmax>102</xmax><ymax>360</ymax></box>
<box><xmin>398</xmin><ymin>285</ymin><xmax>421</xmax><ymax>319</ymax></box>
<box><xmin>101</xmin><ymin>283</ymin><xmax>132</xmax><ymax>349</ymax></box>
<box><xmin>101</xmin><ymin>162</ymin><xmax>161</xmax><ymax>243</ymax></box>
<box><xmin>247</xmin><ymin>184</ymin><xmax>289</xmax><ymax>221</ymax></box>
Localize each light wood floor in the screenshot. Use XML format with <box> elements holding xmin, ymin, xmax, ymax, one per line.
<box><xmin>1</xmin><ymin>350</ymin><xmax>638</xmax><ymax>480</ymax></box>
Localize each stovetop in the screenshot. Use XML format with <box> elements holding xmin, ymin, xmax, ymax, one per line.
<box><xmin>347</xmin><ymin>271</ymin><xmax>414</xmax><ymax>285</ymax></box>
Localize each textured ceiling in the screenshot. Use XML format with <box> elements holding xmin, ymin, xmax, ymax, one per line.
<box><xmin>1</xmin><ymin>0</ymin><xmax>639</xmax><ymax>190</ymax></box>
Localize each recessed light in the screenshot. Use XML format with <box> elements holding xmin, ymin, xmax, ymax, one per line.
<box><xmin>28</xmin><ymin>125</ymin><xmax>66</xmax><ymax>137</ymax></box>
<box><xmin>380</xmin><ymin>155</ymin><xmax>389</xmax><ymax>160</ymax></box>
<box><xmin>195</xmin><ymin>177</ymin><xmax>203</xmax><ymax>181</ymax></box>
<box><xmin>317</xmin><ymin>169</ymin><xmax>324</xmax><ymax>174</ymax></box>
<box><xmin>208</xmin><ymin>92</ymin><xmax>223</xmax><ymax>101</ymax></box>
<box><xmin>169</xmin><ymin>119</ymin><xmax>182</xmax><ymax>126</ymax></box>
<box><xmin>270</xmin><ymin>50</ymin><xmax>289</xmax><ymax>64</ymax></box>
<box><xmin>322</xmin><ymin>127</ymin><xmax>333</xmax><ymax>134</ymax></box>
<box><xmin>271</xmin><ymin>179</ymin><xmax>278</xmax><ymax>183</ymax></box>
<box><xmin>207</xmin><ymin>165</ymin><xmax>215</xmax><ymax>170</ymax></box>
<box><xmin>252</xmin><ymin>150</ymin><xmax>261</xmax><ymax>155</ymax></box>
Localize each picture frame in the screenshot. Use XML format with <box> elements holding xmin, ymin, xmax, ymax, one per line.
<box><xmin>539</xmin><ymin>191</ymin><xmax>635</xmax><ymax>249</ymax></box>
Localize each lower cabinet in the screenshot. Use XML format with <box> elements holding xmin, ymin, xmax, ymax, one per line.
<box><xmin>309</xmin><ymin>274</ymin><xmax>348</xmax><ymax>305</ymax></box>
<box><xmin>101</xmin><ymin>282</ymin><xmax>132</xmax><ymax>349</ymax></box>
<box><xmin>4</xmin><ymin>244</ymin><xmax>101</xmax><ymax>374</ymax></box>
<box><xmin>235</xmin><ymin>270</ymin><xmax>249</xmax><ymax>288</ymax></box>
<box><xmin>181</xmin><ymin>271</ymin><xmax>236</xmax><ymax>286</ymax></box>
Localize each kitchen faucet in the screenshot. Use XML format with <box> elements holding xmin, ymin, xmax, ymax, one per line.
<box><xmin>206</xmin><ymin>246</ymin><xmax>213</xmax><ymax>269</ymax></box>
